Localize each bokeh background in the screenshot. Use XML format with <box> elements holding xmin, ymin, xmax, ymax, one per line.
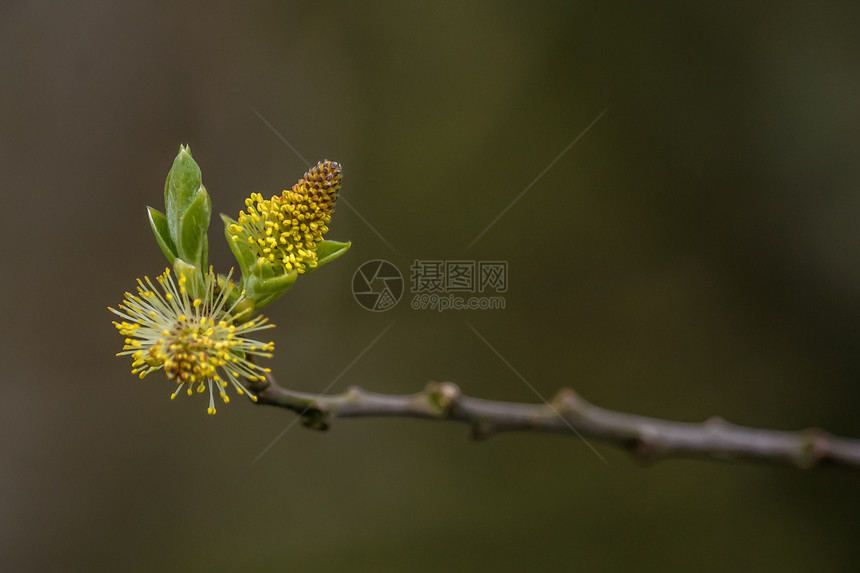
<box><xmin>2</xmin><ymin>1</ymin><xmax>860</xmax><ymax>571</ymax></box>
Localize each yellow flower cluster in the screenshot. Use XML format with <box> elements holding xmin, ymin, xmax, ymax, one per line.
<box><xmin>231</xmin><ymin>160</ymin><xmax>342</xmax><ymax>274</ymax></box>
<box><xmin>110</xmin><ymin>268</ymin><xmax>274</xmax><ymax>414</ymax></box>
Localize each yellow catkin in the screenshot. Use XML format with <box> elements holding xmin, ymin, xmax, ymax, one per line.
<box><xmin>232</xmin><ymin>160</ymin><xmax>342</xmax><ymax>274</ymax></box>
<box><xmin>110</xmin><ymin>268</ymin><xmax>275</xmax><ymax>414</ymax></box>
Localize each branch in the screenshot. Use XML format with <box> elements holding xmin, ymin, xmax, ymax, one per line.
<box><xmin>249</xmin><ymin>374</ymin><xmax>860</xmax><ymax>469</ymax></box>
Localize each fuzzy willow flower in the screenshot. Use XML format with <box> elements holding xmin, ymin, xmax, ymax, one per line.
<box><xmin>230</xmin><ymin>160</ymin><xmax>342</xmax><ymax>274</ymax></box>
<box><xmin>109</xmin><ymin>268</ymin><xmax>275</xmax><ymax>414</ymax></box>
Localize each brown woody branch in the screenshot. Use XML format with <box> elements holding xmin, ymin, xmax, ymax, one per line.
<box><xmin>249</xmin><ymin>374</ymin><xmax>860</xmax><ymax>468</ymax></box>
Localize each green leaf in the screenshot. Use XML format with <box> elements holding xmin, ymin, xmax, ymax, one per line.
<box><xmin>173</xmin><ymin>258</ymin><xmax>205</xmax><ymax>300</ymax></box>
<box><xmin>217</xmin><ymin>272</ymin><xmax>242</xmax><ymax>300</ymax></box>
<box><xmin>304</xmin><ymin>240</ymin><xmax>351</xmax><ymax>274</ymax></box>
<box><xmin>246</xmin><ymin>269</ymin><xmax>298</xmax><ymax>309</ymax></box>
<box><xmin>164</xmin><ymin>145</ymin><xmax>203</xmax><ymax>248</ymax></box>
<box><xmin>147</xmin><ymin>206</ymin><xmax>177</xmax><ymax>265</ymax></box>
<box><xmin>221</xmin><ymin>214</ymin><xmax>256</xmax><ymax>277</ymax></box>
<box><xmin>200</xmin><ymin>230</ymin><xmax>208</xmax><ymax>277</ymax></box>
<box><xmin>178</xmin><ymin>187</ymin><xmax>211</xmax><ymax>270</ymax></box>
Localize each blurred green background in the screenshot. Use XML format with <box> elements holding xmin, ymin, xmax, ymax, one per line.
<box><xmin>2</xmin><ymin>1</ymin><xmax>860</xmax><ymax>571</ymax></box>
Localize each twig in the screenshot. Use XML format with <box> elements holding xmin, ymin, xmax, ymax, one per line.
<box><xmin>250</xmin><ymin>374</ymin><xmax>860</xmax><ymax>468</ymax></box>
